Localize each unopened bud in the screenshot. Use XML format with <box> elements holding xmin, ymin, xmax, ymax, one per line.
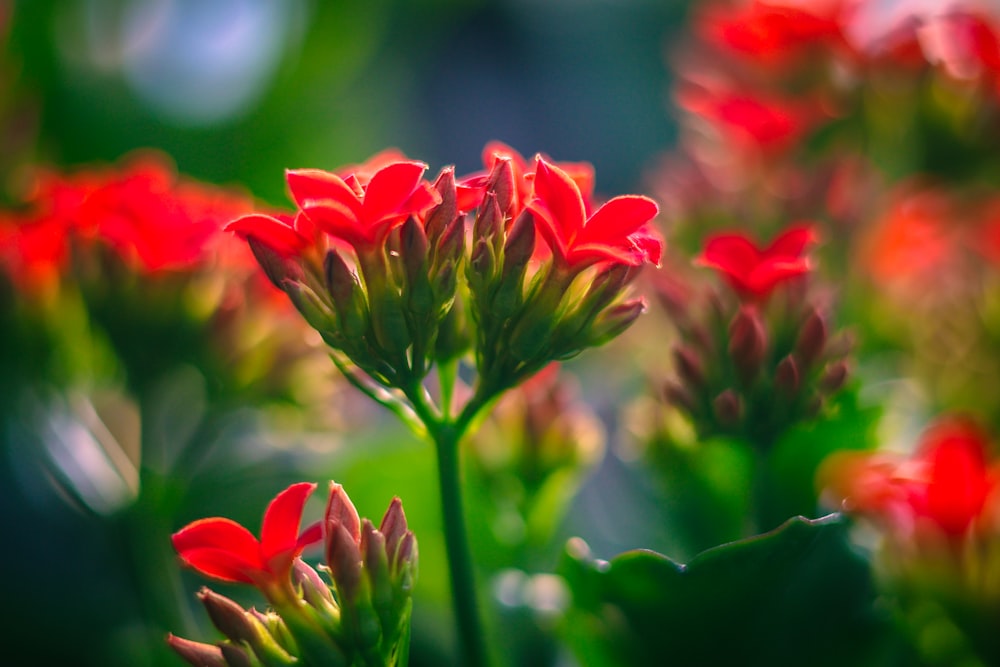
<box><xmin>379</xmin><ymin>497</ymin><xmax>408</xmax><ymax>563</ymax></box>
<box><xmin>219</xmin><ymin>644</ymin><xmax>253</xmax><ymax>667</ymax></box>
<box><xmin>326</xmin><ymin>522</ymin><xmax>363</xmax><ymax>602</ymax></box>
<box><xmin>248</xmin><ymin>237</ymin><xmax>304</xmax><ymax>290</ymax></box>
<box><xmin>400</xmin><ymin>216</ymin><xmax>429</xmax><ymax>283</ymax></box>
<box><xmin>712</xmin><ymin>389</ymin><xmax>742</xmax><ymax>426</ymax></box>
<box><xmin>485</xmin><ymin>156</ymin><xmax>516</xmax><ymax>216</ymax></box>
<box><xmin>325</xmin><ymin>482</ymin><xmax>361</xmax><ymax>543</ymax></box>
<box><xmin>794</xmin><ymin>307</ymin><xmax>827</xmax><ymax>368</ymax></box>
<box><xmin>501</xmin><ymin>210</ymin><xmax>536</xmax><ymax>280</ymax></box>
<box><xmin>672</xmin><ymin>345</ymin><xmax>704</xmax><ymax>388</ymax></box>
<box><xmin>775</xmin><ymin>355</ymin><xmax>800</xmax><ymax>396</ymax></box>
<box><xmin>425</xmin><ymin>167</ymin><xmax>458</xmax><ymax>242</ymax></box>
<box><xmin>292</xmin><ymin>559</ymin><xmax>334</xmax><ymax>607</ymax></box>
<box><xmin>434</xmin><ymin>214</ymin><xmax>466</xmax><ymax>269</ymax></box>
<box><xmin>728</xmin><ymin>306</ymin><xmax>767</xmax><ymax>385</ymax></box>
<box><xmin>473</xmin><ymin>193</ymin><xmax>503</xmax><ymax>243</ymax></box>
<box><xmin>819</xmin><ymin>360</ymin><xmax>849</xmax><ymax>393</ymax></box>
<box><xmin>283</xmin><ymin>280</ymin><xmax>336</xmax><ymax>335</ymax></box>
<box><xmin>587</xmin><ymin>300</ymin><xmax>645</xmax><ymax>346</ymax></box>
<box><xmin>469</xmin><ymin>237</ymin><xmax>495</xmax><ymax>280</ymax></box>
<box><xmin>198</xmin><ymin>588</ymin><xmax>258</xmax><ymax>645</ymax></box>
<box><xmin>167</xmin><ymin>634</ymin><xmax>226</xmax><ymax>667</ymax></box>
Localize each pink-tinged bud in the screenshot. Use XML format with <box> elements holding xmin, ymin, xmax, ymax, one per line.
<box><xmin>425</xmin><ymin>167</ymin><xmax>458</xmax><ymax>242</ymax></box>
<box><xmin>486</xmin><ymin>156</ymin><xmax>516</xmax><ymax>216</ymax></box>
<box><xmin>395</xmin><ymin>531</ymin><xmax>418</xmax><ymax>584</ymax></box>
<box><xmin>284</xmin><ymin>280</ymin><xmax>336</xmax><ymax>334</ymax></box>
<box><xmin>361</xmin><ymin>519</ymin><xmax>388</xmax><ymax>580</ymax></box>
<box><xmin>197</xmin><ymin>588</ymin><xmax>258</xmax><ymax>645</ymax></box>
<box><xmin>501</xmin><ymin>210</ymin><xmax>536</xmax><ymax>280</ymax></box>
<box><xmin>326</xmin><ymin>521</ymin><xmax>363</xmax><ymax>602</ymax></box>
<box><xmin>713</xmin><ymin>389</ymin><xmax>742</xmax><ymax>426</ymax></box>
<box><xmin>794</xmin><ymin>307</ymin><xmax>827</xmax><ymax>368</ymax></box>
<box><xmin>219</xmin><ymin>644</ymin><xmax>253</xmax><ymax>667</ymax></box>
<box><xmin>672</xmin><ymin>345</ymin><xmax>704</xmax><ymax>388</ymax></box>
<box><xmin>664</xmin><ymin>381</ymin><xmax>697</xmax><ymax>413</ymax></box>
<box><xmin>434</xmin><ymin>214</ymin><xmax>466</xmax><ymax>268</ymax></box>
<box><xmin>247</xmin><ymin>237</ymin><xmax>305</xmax><ymax>291</ymax></box>
<box><xmin>292</xmin><ymin>559</ymin><xmax>334</xmax><ymax>607</ymax></box>
<box><xmin>473</xmin><ymin>193</ymin><xmax>503</xmax><ymax>243</ymax></box>
<box><xmin>775</xmin><ymin>354</ymin><xmax>800</xmax><ymax>396</ymax></box>
<box><xmin>379</xmin><ymin>497</ymin><xmax>409</xmax><ymax>562</ymax></box>
<box><xmin>819</xmin><ymin>360</ymin><xmax>849</xmax><ymax>393</ymax></box>
<box><xmin>583</xmin><ymin>264</ymin><xmax>635</xmax><ymax>314</ymax></box>
<box><xmin>325</xmin><ymin>482</ymin><xmax>361</xmax><ymax>543</ymax></box>
<box><xmin>167</xmin><ymin>634</ymin><xmax>227</xmax><ymax>667</ymax></box>
<box><xmin>728</xmin><ymin>306</ymin><xmax>767</xmax><ymax>384</ymax></box>
<box><xmin>324</xmin><ymin>249</ymin><xmax>359</xmax><ymax>310</ymax></box>
<box><xmin>401</xmin><ymin>216</ymin><xmax>429</xmax><ymax>282</ymax></box>
<box><xmin>469</xmin><ymin>237</ymin><xmax>495</xmax><ymax>279</ymax></box>
<box><xmin>588</xmin><ymin>300</ymin><xmax>645</xmax><ymax>346</ymax></box>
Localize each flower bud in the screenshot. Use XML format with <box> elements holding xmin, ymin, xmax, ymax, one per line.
<box><xmin>326</xmin><ymin>521</ymin><xmax>363</xmax><ymax>603</ymax></box>
<box><xmin>664</xmin><ymin>382</ymin><xmax>697</xmax><ymax>413</ymax></box>
<box><xmin>473</xmin><ymin>193</ymin><xmax>504</xmax><ymax>245</ymax></box>
<box><xmin>425</xmin><ymin>167</ymin><xmax>458</xmax><ymax>243</ymax></box>
<box><xmin>794</xmin><ymin>307</ymin><xmax>827</xmax><ymax>368</ymax></box>
<box><xmin>379</xmin><ymin>496</ymin><xmax>409</xmax><ymax>564</ymax></box>
<box><xmin>485</xmin><ymin>156</ymin><xmax>516</xmax><ymax>217</ymax></box>
<box><xmin>167</xmin><ymin>634</ymin><xmax>227</xmax><ymax>667</ymax></box>
<box><xmin>492</xmin><ymin>210</ymin><xmax>535</xmax><ymax>317</ymax></box>
<box><xmin>325</xmin><ymin>482</ymin><xmax>361</xmax><ymax>543</ymax></box>
<box><xmin>728</xmin><ymin>306</ymin><xmax>767</xmax><ymax>385</ymax></box>
<box><xmin>434</xmin><ymin>214</ymin><xmax>466</xmax><ymax>270</ymax></box>
<box><xmin>247</xmin><ymin>237</ymin><xmax>304</xmax><ymax>290</ymax></box>
<box><xmin>292</xmin><ymin>559</ymin><xmax>335</xmax><ymax>608</ymax></box>
<box><xmin>323</xmin><ymin>249</ymin><xmax>368</xmax><ymax>339</ymax></box>
<box><xmin>672</xmin><ymin>345</ymin><xmax>704</xmax><ymax>389</ymax></box>
<box><xmin>819</xmin><ymin>360</ymin><xmax>849</xmax><ymax>393</ymax></box>
<box><xmin>198</xmin><ymin>588</ymin><xmax>258</xmax><ymax>645</ymax></box>
<box><xmin>587</xmin><ymin>300</ymin><xmax>645</xmax><ymax>347</ymax></box>
<box><xmin>401</xmin><ymin>216</ymin><xmax>430</xmax><ymax>285</ymax></box>
<box><xmin>283</xmin><ymin>280</ymin><xmax>336</xmax><ymax>335</ymax></box>
<box><xmin>713</xmin><ymin>389</ymin><xmax>742</xmax><ymax>426</ymax></box>
<box><xmin>775</xmin><ymin>354</ymin><xmax>800</xmax><ymax>396</ymax></box>
<box><xmin>219</xmin><ymin>644</ymin><xmax>253</xmax><ymax>667</ymax></box>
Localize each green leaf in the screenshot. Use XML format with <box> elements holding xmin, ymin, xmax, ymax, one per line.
<box><xmin>559</xmin><ymin>514</ymin><xmax>890</xmax><ymax>667</ymax></box>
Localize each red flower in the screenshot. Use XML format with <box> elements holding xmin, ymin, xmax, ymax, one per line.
<box><xmin>286</xmin><ymin>160</ymin><xmax>441</xmax><ymax>249</ymax></box>
<box><xmin>697</xmin><ymin>224</ymin><xmax>818</xmax><ymax>299</ymax></box>
<box><xmin>171</xmin><ymin>482</ymin><xmax>323</xmax><ymax>592</ymax></box>
<box><xmin>527</xmin><ymin>157</ymin><xmax>662</xmax><ymax>270</ymax></box>
<box><xmin>821</xmin><ymin>418</ymin><xmax>1000</xmax><ymax>542</ymax></box>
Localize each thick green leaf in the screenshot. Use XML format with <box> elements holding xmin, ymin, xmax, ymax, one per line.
<box><xmin>559</xmin><ymin>514</ymin><xmax>890</xmax><ymax>667</ymax></box>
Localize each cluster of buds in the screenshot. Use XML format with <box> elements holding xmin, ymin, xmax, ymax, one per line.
<box><xmin>228</xmin><ymin>142</ymin><xmax>662</xmax><ymax>414</ymax></box>
<box><xmin>660</xmin><ymin>225</ymin><xmax>850</xmax><ymax>451</ymax></box>
<box><xmin>169</xmin><ymin>481</ymin><xmax>417</xmax><ymax>667</ymax></box>
<box><xmin>819</xmin><ymin>416</ymin><xmax>1000</xmax><ymax>663</ymax></box>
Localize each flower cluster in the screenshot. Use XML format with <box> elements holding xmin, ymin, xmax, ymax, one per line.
<box><xmin>170</xmin><ymin>481</ymin><xmax>417</xmax><ymax>667</ymax></box>
<box><xmin>660</xmin><ymin>224</ymin><xmax>850</xmax><ymax>451</ymax></box>
<box><xmin>229</xmin><ymin>143</ymin><xmax>662</xmax><ymax>418</ymax></box>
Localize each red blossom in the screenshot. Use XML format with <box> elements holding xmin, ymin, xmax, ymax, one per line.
<box><xmin>527</xmin><ymin>157</ymin><xmax>662</xmax><ymax>270</ymax></box>
<box><xmin>697</xmin><ymin>224</ymin><xmax>818</xmax><ymax>299</ymax></box>
<box><xmin>822</xmin><ymin>418</ymin><xmax>1000</xmax><ymax>542</ymax></box>
<box><xmin>171</xmin><ymin>482</ymin><xmax>323</xmax><ymax>592</ymax></box>
<box><xmin>0</xmin><ymin>213</ymin><xmax>72</xmax><ymax>293</ymax></box>
<box><xmin>285</xmin><ymin>160</ymin><xmax>441</xmax><ymax>249</ymax></box>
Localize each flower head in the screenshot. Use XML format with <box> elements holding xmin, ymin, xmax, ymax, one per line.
<box><xmin>527</xmin><ymin>157</ymin><xmax>662</xmax><ymax>271</ymax></box>
<box><xmin>171</xmin><ymin>482</ymin><xmax>322</xmax><ymax>594</ymax></box>
<box><xmin>697</xmin><ymin>224</ymin><xmax>818</xmax><ymax>300</ymax></box>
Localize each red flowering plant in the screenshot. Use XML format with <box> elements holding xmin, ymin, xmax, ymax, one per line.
<box><xmin>227</xmin><ymin>144</ymin><xmax>662</xmax><ymax>666</ymax></box>
<box><xmin>169</xmin><ymin>481</ymin><xmax>417</xmax><ymax>667</ymax></box>
<box><xmin>819</xmin><ymin>416</ymin><xmax>1000</xmax><ymax>665</ymax></box>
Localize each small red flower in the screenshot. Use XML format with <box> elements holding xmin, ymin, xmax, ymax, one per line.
<box><xmin>286</xmin><ymin>160</ymin><xmax>441</xmax><ymax>249</ymax></box>
<box><xmin>527</xmin><ymin>157</ymin><xmax>662</xmax><ymax>270</ymax></box>
<box><xmin>697</xmin><ymin>224</ymin><xmax>818</xmax><ymax>300</ymax></box>
<box><xmin>171</xmin><ymin>482</ymin><xmax>323</xmax><ymax>592</ymax></box>
<box><xmin>822</xmin><ymin>417</ymin><xmax>1000</xmax><ymax>542</ymax></box>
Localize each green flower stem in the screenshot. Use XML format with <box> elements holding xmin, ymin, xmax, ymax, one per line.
<box><xmin>404</xmin><ymin>386</ymin><xmax>490</xmax><ymax>667</ymax></box>
<box><xmin>429</xmin><ymin>418</ymin><xmax>489</xmax><ymax>667</ymax></box>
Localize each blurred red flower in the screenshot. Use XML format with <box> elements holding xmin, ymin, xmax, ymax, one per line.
<box><xmin>697</xmin><ymin>224</ymin><xmax>818</xmax><ymax>299</ymax></box>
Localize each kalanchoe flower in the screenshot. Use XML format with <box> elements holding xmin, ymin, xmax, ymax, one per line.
<box><xmin>821</xmin><ymin>417</ymin><xmax>1000</xmax><ymax>544</ymax></box>
<box><xmin>528</xmin><ymin>157</ymin><xmax>662</xmax><ymax>271</ymax></box>
<box><xmin>172</xmin><ymin>481</ymin><xmax>322</xmax><ymax>598</ymax></box>
<box><xmin>696</xmin><ymin>224</ymin><xmax>818</xmax><ymax>300</ymax></box>
<box><xmin>171</xmin><ymin>481</ymin><xmax>418</xmax><ymax>667</ymax></box>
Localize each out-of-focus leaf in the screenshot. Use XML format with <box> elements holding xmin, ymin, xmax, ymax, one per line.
<box><xmin>558</xmin><ymin>513</ymin><xmax>890</xmax><ymax>667</ymax></box>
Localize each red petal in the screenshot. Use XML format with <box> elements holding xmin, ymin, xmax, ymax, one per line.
<box><xmin>361</xmin><ymin>161</ymin><xmax>429</xmax><ymax>223</ymax></box>
<box><xmin>531</xmin><ymin>158</ymin><xmax>587</xmax><ymax>244</ymax></box>
<box><xmin>287</xmin><ymin>169</ymin><xmax>362</xmax><ymax>218</ymax></box>
<box><xmin>530</xmin><ymin>207</ymin><xmax>570</xmax><ymax>265</ymax></box>
<box><xmin>260</xmin><ymin>482</ymin><xmax>317</xmax><ymax>562</ymax></box>
<box><xmin>302</xmin><ymin>201</ymin><xmax>367</xmax><ymax>246</ymax></box>
<box><xmin>227</xmin><ymin>214</ymin><xmax>308</xmax><ymax>256</ymax></box>
<box><xmin>576</xmin><ymin>196</ymin><xmax>659</xmax><ymax>248</ymax></box>
<box><xmin>172</xmin><ymin>517</ymin><xmax>260</xmax><ymax>556</ymax></box>
<box><xmin>698</xmin><ymin>233</ymin><xmax>761</xmax><ymax>280</ymax></box>
<box><xmin>765</xmin><ymin>224</ymin><xmax>818</xmax><ymax>258</ymax></box>
<box><xmin>746</xmin><ymin>258</ymin><xmax>811</xmax><ymax>296</ymax></box>
<box><xmin>175</xmin><ymin>547</ymin><xmax>260</xmax><ymax>584</ymax></box>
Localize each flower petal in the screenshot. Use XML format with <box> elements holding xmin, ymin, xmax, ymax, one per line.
<box><xmin>227</xmin><ymin>213</ymin><xmax>308</xmax><ymax>256</ymax></box>
<box><xmin>172</xmin><ymin>517</ymin><xmax>262</xmax><ymax>581</ymax></box>
<box><xmin>260</xmin><ymin>482</ymin><xmax>317</xmax><ymax>562</ymax></box>
<box><xmin>575</xmin><ymin>196</ymin><xmax>659</xmax><ymax>249</ymax></box>
<box><xmin>175</xmin><ymin>547</ymin><xmax>260</xmax><ymax>584</ymax></box>
<box><xmin>531</xmin><ymin>158</ymin><xmax>587</xmax><ymax>245</ymax></box>
<box><xmin>765</xmin><ymin>224</ymin><xmax>819</xmax><ymax>257</ymax></box>
<box><xmin>287</xmin><ymin>169</ymin><xmax>362</xmax><ymax>218</ymax></box>
<box><xmin>361</xmin><ymin>161</ymin><xmax>430</xmax><ymax>224</ymax></box>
